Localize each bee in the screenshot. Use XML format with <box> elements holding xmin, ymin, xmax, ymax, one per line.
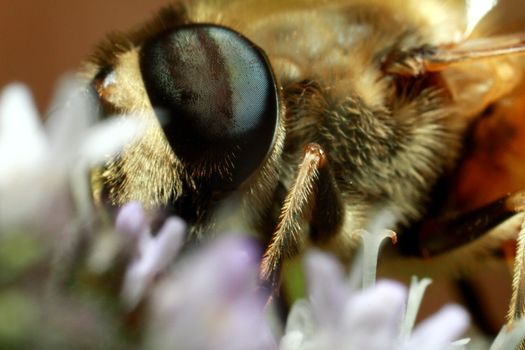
<box><xmin>85</xmin><ymin>0</ymin><xmax>525</xmax><ymax>287</ymax></box>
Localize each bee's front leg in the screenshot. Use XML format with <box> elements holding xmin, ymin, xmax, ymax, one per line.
<box><xmin>259</xmin><ymin>143</ymin><xmax>343</xmax><ymax>290</ymax></box>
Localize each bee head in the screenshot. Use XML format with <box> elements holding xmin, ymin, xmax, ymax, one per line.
<box><xmin>88</xmin><ymin>12</ymin><xmax>285</xmax><ymax>225</ymax></box>
<box><xmin>139</xmin><ymin>24</ymin><xmax>279</xmax><ymax>190</ymax></box>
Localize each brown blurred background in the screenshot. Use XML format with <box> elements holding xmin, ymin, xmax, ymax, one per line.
<box><xmin>0</xmin><ymin>0</ymin><xmax>524</xmax><ymax>113</ymax></box>
<box><xmin>0</xmin><ymin>0</ymin><xmax>169</xmax><ymax>112</ymax></box>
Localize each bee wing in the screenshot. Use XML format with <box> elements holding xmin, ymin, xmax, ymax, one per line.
<box><xmin>384</xmin><ymin>32</ymin><xmax>525</xmax><ymax>76</ymax></box>
<box><xmin>384</xmin><ymin>32</ymin><xmax>525</xmax><ymax>119</ymax></box>
<box><xmin>424</xmin><ymin>33</ymin><xmax>525</xmax><ymax>72</ymax></box>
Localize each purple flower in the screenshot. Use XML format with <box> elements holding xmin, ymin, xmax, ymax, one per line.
<box><xmin>3</xmin><ymin>77</ymin><xmax>523</xmax><ymax>350</ymax></box>
<box><xmin>145</xmin><ymin>235</ymin><xmax>277</xmax><ymax>350</ymax></box>
<box><xmin>281</xmin><ymin>251</ymin><xmax>470</xmax><ymax>350</ymax></box>
<box><xmin>116</xmin><ymin>202</ymin><xmax>186</xmax><ymax>308</ymax></box>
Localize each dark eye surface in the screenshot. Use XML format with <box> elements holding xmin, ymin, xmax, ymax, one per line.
<box><xmin>140</xmin><ymin>24</ymin><xmax>278</xmax><ymax>190</ymax></box>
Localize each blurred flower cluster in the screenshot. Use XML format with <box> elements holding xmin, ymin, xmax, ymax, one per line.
<box><xmin>0</xmin><ymin>80</ymin><xmax>524</xmax><ymax>350</ymax></box>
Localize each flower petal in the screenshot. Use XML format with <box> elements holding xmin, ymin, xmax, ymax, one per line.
<box><xmin>147</xmin><ymin>236</ymin><xmax>275</xmax><ymax>350</ymax></box>
<box><xmin>490</xmin><ymin>317</ymin><xmax>525</xmax><ymax>350</ymax></box>
<box><xmin>304</xmin><ymin>250</ymin><xmax>347</xmax><ymax>328</ymax></box>
<box><xmin>0</xmin><ymin>83</ymin><xmax>47</xmax><ymax>185</ymax></box>
<box><xmin>403</xmin><ymin>305</ymin><xmax>470</xmax><ymax>350</ymax></box>
<box><xmin>45</xmin><ymin>77</ymin><xmax>97</xmax><ymax>163</ymax></box>
<box><xmin>281</xmin><ymin>299</ymin><xmax>316</xmax><ymax>350</ymax></box>
<box><xmin>122</xmin><ymin>216</ymin><xmax>186</xmax><ymax>307</ymax></box>
<box><xmin>79</xmin><ymin>115</ymin><xmax>144</xmax><ymax>166</ymax></box>
<box><xmin>399</xmin><ymin>276</ymin><xmax>433</xmax><ymax>342</ymax></box>
<box><xmin>341</xmin><ymin>280</ymin><xmax>406</xmax><ymax>349</ymax></box>
<box><xmin>115</xmin><ymin>201</ymin><xmax>148</xmax><ymax>240</ymax></box>
<box><xmin>359</xmin><ymin>208</ymin><xmax>397</xmax><ymax>288</ymax></box>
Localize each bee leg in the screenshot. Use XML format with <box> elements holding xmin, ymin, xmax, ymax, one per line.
<box><xmin>508</xmin><ymin>210</ymin><xmax>525</xmax><ymax>325</ymax></box>
<box><xmin>308</xmin><ymin>154</ymin><xmax>344</xmax><ymax>244</ymax></box>
<box><xmin>401</xmin><ymin>190</ymin><xmax>525</xmax><ymax>257</ymax></box>
<box><xmin>259</xmin><ymin>143</ymin><xmax>343</xmax><ymax>289</ymax></box>
<box><xmin>381</xmin><ymin>44</ymin><xmax>437</xmax><ymax>76</ymax></box>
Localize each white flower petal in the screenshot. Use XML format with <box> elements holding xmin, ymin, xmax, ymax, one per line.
<box><xmin>341</xmin><ymin>280</ymin><xmax>406</xmax><ymax>349</ymax></box>
<box><xmin>403</xmin><ymin>305</ymin><xmax>469</xmax><ymax>350</ymax></box>
<box><xmin>281</xmin><ymin>299</ymin><xmax>315</xmax><ymax>350</ymax></box>
<box><xmin>279</xmin><ymin>331</ymin><xmax>304</xmax><ymax>350</ymax></box>
<box><xmin>450</xmin><ymin>337</ymin><xmax>471</xmax><ymax>350</ymax></box>
<box><xmin>360</xmin><ymin>228</ymin><xmax>397</xmax><ymax>288</ymax></box>
<box><xmin>79</xmin><ymin>116</ymin><xmax>144</xmax><ymax>166</ymax></box>
<box><xmin>304</xmin><ymin>250</ymin><xmax>347</xmax><ymax>327</ymax></box>
<box><xmin>45</xmin><ymin>77</ymin><xmax>97</xmax><ymax>161</ymax></box>
<box><xmin>490</xmin><ymin>317</ymin><xmax>525</xmax><ymax>350</ymax></box>
<box><xmin>399</xmin><ymin>276</ymin><xmax>433</xmax><ymax>342</ymax></box>
<box><xmin>0</xmin><ymin>83</ymin><xmax>48</xmax><ymax>184</ymax></box>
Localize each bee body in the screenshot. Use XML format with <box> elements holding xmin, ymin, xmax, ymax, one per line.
<box><xmin>88</xmin><ymin>0</ymin><xmax>525</xmax><ymax>270</ymax></box>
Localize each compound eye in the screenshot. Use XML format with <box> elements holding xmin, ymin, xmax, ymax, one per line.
<box><xmin>139</xmin><ymin>24</ymin><xmax>279</xmax><ymax>190</ymax></box>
